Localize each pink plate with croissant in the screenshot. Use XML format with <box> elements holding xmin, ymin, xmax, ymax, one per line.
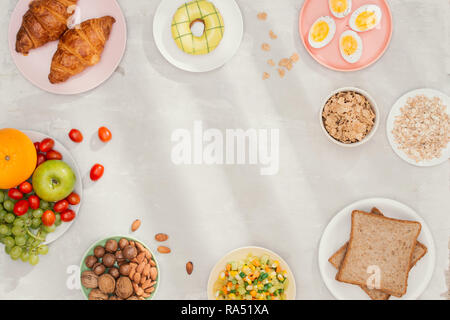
<box><xmin>8</xmin><ymin>0</ymin><xmax>127</xmax><ymax>95</ymax></box>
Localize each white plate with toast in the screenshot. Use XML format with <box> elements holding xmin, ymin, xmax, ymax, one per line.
<box><xmin>318</xmin><ymin>198</ymin><xmax>435</xmax><ymax>300</ymax></box>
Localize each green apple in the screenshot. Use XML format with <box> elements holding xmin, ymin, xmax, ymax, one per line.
<box><xmin>32</xmin><ymin>160</ymin><xmax>76</xmax><ymax>202</ymax></box>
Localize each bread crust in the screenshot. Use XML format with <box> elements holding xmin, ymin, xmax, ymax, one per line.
<box><xmin>335</xmin><ymin>210</ymin><xmax>422</xmax><ymax>297</ymax></box>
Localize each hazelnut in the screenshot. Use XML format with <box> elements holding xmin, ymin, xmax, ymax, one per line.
<box><xmin>102</xmin><ymin>253</ymin><xmax>116</xmax><ymax>268</ymax></box>
<box><xmin>81</xmin><ymin>270</ymin><xmax>98</xmax><ymax>289</ymax></box>
<box><xmin>94</xmin><ymin>246</ymin><xmax>105</xmax><ymax>258</ymax></box>
<box><xmin>109</xmin><ymin>295</ymin><xmax>122</xmax><ymax>300</ymax></box>
<box><xmin>98</xmin><ymin>274</ymin><xmax>116</xmax><ymax>294</ymax></box>
<box><xmin>105</xmin><ymin>239</ymin><xmax>118</xmax><ymax>253</ymax></box>
<box><xmin>85</xmin><ymin>255</ymin><xmax>97</xmax><ymax>269</ymax></box>
<box><xmin>127</xmin><ymin>296</ymin><xmax>139</xmax><ymax>300</ymax></box>
<box><xmin>109</xmin><ymin>267</ymin><xmax>120</xmax><ymax>279</ymax></box>
<box><xmin>119</xmin><ymin>263</ymin><xmax>131</xmax><ymax>276</ymax></box>
<box><xmin>122</xmin><ymin>245</ymin><xmax>137</xmax><ymax>260</ymax></box>
<box><xmin>115</xmin><ymin>250</ymin><xmax>125</xmax><ymax>263</ymax></box>
<box><xmin>119</xmin><ymin>238</ymin><xmax>129</xmax><ymax>250</ymax></box>
<box><xmin>115</xmin><ymin>277</ymin><xmax>134</xmax><ymax>299</ymax></box>
<box><xmin>89</xmin><ymin>288</ymin><xmax>108</xmax><ymax>300</ymax></box>
<box><xmin>93</xmin><ymin>263</ymin><xmax>106</xmax><ymax>275</ymax></box>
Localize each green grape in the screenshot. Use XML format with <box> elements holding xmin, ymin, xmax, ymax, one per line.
<box><xmin>15</xmin><ymin>235</ymin><xmax>26</xmax><ymax>246</ymax></box>
<box><xmin>3</xmin><ymin>200</ymin><xmax>14</xmax><ymax>212</ymax></box>
<box><xmin>39</xmin><ymin>231</ymin><xmax>48</xmax><ymax>240</ymax></box>
<box><xmin>23</xmin><ymin>218</ymin><xmax>32</xmax><ymax>227</ymax></box>
<box><xmin>0</xmin><ymin>210</ymin><xmax>6</xmax><ymax>221</ymax></box>
<box><xmin>39</xmin><ymin>201</ymin><xmax>49</xmax><ymax>210</ymax></box>
<box><xmin>0</xmin><ymin>224</ymin><xmax>9</xmax><ymax>235</ymax></box>
<box><xmin>26</xmin><ymin>237</ymin><xmax>34</xmax><ymax>246</ymax></box>
<box><xmin>32</xmin><ymin>209</ymin><xmax>43</xmax><ymax>218</ymax></box>
<box><xmin>5</xmin><ymin>213</ymin><xmax>15</xmax><ymax>224</ymax></box>
<box><xmin>4</xmin><ymin>246</ymin><xmax>11</xmax><ymax>254</ymax></box>
<box><xmin>37</xmin><ymin>245</ymin><xmax>49</xmax><ymax>255</ymax></box>
<box><xmin>10</xmin><ymin>246</ymin><xmax>22</xmax><ymax>260</ymax></box>
<box><xmin>11</xmin><ymin>226</ymin><xmax>24</xmax><ymax>236</ymax></box>
<box><xmin>43</xmin><ymin>225</ymin><xmax>56</xmax><ymax>234</ymax></box>
<box><xmin>54</xmin><ymin>214</ymin><xmax>62</xmax><ymax>227</ymax></box>
<box><xmin>0</xmin><ymin>191</ymin><xmax>5</xmax><ymax>203</ymax></box>
<box><xmin>29</xmin><ymin>254</ymin><xmax>39</xmax><ymax>266</ymax></box>
<box><xmin>31</xmin><ymin>218</ymin><xmax>41</xmax><ymax>229</ymax></box>
<box><xmin>13</xmin><ymin>219</ymin><xmax>24</xmax><ymax>228</ymax></box>
<box><xmin>32</xmin><ymin>239</ymin><xmax>42</xmax><ymax>248</ymax></box>
<box><xmin>3</xmin><ymin>236</ymin><xmax>15</xmax><ymax>248</ymax></box>
<box><xmin>20</xmin><ymin>251</ymin><xmax>30</xmax><ymax>262</ymax></box>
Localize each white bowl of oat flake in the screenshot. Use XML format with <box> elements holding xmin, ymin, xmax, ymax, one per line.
<box><xmin>387</xmin><ymin>88</ymin><xmax>450</xmax><ymax>167</ymax></box>
<box><xmin>320</xmin><ymin>87</ymin><xmax>380</xmax><ymax>147</ymax></box>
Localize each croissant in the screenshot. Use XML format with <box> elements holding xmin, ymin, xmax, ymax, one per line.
<box><xmin>16</xmin><ymin>0</ymin><xmax>78</xmax><ymax>55</ymax></box>
<box><xmin>48</xmin><ymin>16</ymin><xmax>116</xmax><ymax>84</ymax></box>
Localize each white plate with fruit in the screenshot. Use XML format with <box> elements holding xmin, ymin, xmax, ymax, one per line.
<box><xmin>0</xmin><ymin>129</ymin><xmax>82</xmax><ymax>265</ymax></box>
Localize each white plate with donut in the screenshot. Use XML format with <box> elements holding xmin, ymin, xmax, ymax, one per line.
<box><xmin>153</xmin><ymin>0</ymin><xmax>243</xmax><ymax>72</ymax></box>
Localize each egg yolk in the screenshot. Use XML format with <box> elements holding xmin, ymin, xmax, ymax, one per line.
<box><xmin>311</xmin><ymin>21</ymin><xmax>330</xmax><ymax>42</ymax></box>
<box><xmin>341</xmin><ymin>35</ymin><xmax>358</xmax><ymax>55</ymax></box>
<box><xmin>355</xmin><ymin>11</ymin><xmax>377</xmax><ymax>31</ymax></box>
<box><xmin>330</xmin><ymin>0</ymin><xmax>348</xmax><ymax>13</ymax></box>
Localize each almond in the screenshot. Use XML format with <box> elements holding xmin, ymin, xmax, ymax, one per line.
<box><xmin>186</xmin><ymin>261</ymin><xmax>194</xmax><ymax>275</ymax></box>
<box><xmin>157</xmin><ymin>246</ymin><xmax>171</xmax><ymax>254</ymax></box>
<box><xmin>142</xmin><ymin>279</ymin><xmax>153</xmax><ymax>289</ymax></box>
<box><xmin>131</xmin><ymin>219</ymin><xmax>141</xmax><ymax>232</ymax></box>
<box><xmin>155</xmin><ymin>233</ymin><xmax>169</xmax><ymax>242</ymax></box>
<box><xmin>144</xmin><ymin>287</ymin><xmax>155</xmax><ymax>294</ymax></box>
<box><xmin>150</xmin><ymin>267</ymin><xmax>158</xmax><ymax>281</ymax></box>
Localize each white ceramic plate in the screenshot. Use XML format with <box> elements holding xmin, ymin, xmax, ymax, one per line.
<box><xmin>8</xmin><ymin>0</ymin><xmax>127</xmax><ymax>95</ymax></box>
<box><xmin>23</xmin><ymin>130</ymin><xmax>82</xmax><ymax>245</ymax></box>
<box><xmin>207</xmin><ymin>246</ymin><xmax>296</xmax><ymax>300</ymax></box>
<box><xmin>386</xmin><ymin>88</ymin><xmax>450</xmax><ymax>167</ymax></box>
<box><xmin>153</xmin><ymin>0</ymin><xmax>243</xmax><ymax>72</ymax></box>
<box><xmin>318</xmin><ymin>198</ymin><xmax>435</xmax><ymax>300</ymax></box>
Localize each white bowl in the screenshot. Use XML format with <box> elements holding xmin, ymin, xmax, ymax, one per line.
<box><xmin>319</xmin><ymin>87</ymin><xmax>380</xmax><ymax>147</ymax></box>
<box><xmin>207</xmin><ymin>246</ymin><xmax>296</xmax><ymax>300</ymax></box>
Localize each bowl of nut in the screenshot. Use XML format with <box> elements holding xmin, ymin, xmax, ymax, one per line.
<box><xmin>80</xmin><ymin>236</ymin><xmax>159</xmax><ymax>300</ymax></box>
<box><xmin>320</xmin><ymin>87</ymin><xmax>380</xmax><ymax>147</ymax></box>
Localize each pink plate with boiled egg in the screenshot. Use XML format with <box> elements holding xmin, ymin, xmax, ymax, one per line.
<box><xmin>299</xmin><ymin>0</ymin><xmax>392</xmax><ymax>72</ymax></box>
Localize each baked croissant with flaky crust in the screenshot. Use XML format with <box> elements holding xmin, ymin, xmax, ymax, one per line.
<box><xmin>48</xmin><ymin>16</ymin><xmax>116</xmax><ymax>84</ymax></box>
<box><xmin>16</xmin><ymin>0</ymin><xmax>78</xmax><ymax>55</ymax></box>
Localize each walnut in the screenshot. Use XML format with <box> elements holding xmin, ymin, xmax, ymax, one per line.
<box><xmin>89</xmin><ymin>288</ymin><xmax>108</xmax><ymax>300</ymax></box>
<box><xmin>81</xmin><ymin>270</ymin><xmax>98</xmax><ymax>289</ymax></box>
<box><xmin>98</xmin><ymin>274</ymin><xmax>116</xmax><ymax>294</ymax></box>
<box><xmin>115</xmin><ymin>277</ymin><xmax>133</xmax><ymax>299</ymax></box>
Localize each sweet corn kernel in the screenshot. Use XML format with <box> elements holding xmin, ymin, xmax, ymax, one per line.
<box><xmin>277</xmin><ymin>274</ymin><xmax>284</xmax><ymax>281</ymax></box>
<box><xmin>219</xmin><ymin>272</ymin><xmax>226</xmax><ymax>280</ymax></box>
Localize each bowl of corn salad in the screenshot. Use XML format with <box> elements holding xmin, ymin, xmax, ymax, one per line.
<box><xmin>207</xmin><ymin>247</ymin><xmax>296</xmax><ymax>300</ymax></box>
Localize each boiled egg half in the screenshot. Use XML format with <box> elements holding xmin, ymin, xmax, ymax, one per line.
<box><xmin>339</xmin><ymin>30</ymin><xmax>363</xmax><ymax>63</ymax></box>
<box><xmin>350</xmin><ymin>4</ymin><xmax>382</xmax><ymax>32</ymax></box>
<box><xmin>308</xmin><ymin>16</ymin><xmax>336</xmax><ymax>49</ymax></box>
<box><xmin>329</xmin><ymin>0</ymin><xmax>352</xmax><ymax>18</ymax></box>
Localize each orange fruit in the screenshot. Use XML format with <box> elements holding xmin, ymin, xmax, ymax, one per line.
<box><xmin>0</xmin><ymin>128</ymin><xmax>37</xmax><ymax>189</ymax></box>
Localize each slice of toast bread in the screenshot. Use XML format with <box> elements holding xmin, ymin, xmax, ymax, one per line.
<box><xmin>328</xmin><ymin>207</ymin><xmax>428</xmax><ymax>300</ymax></box>
<box><xmin>335</xmin><ymin>210</ymin><xmax>422</xmax><ymax>297</ymax></box>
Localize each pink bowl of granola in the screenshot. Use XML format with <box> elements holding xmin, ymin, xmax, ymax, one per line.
<box><xmin>320</xmin><ymin>87</ymin><xmax>380</xmax><ymax>147</ymax></box>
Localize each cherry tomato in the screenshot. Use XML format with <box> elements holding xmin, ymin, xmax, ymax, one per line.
<box><xmin>28</xmin><ymin>195</ymin><xmax>40</xmax><ymax>210</ymax></box>
<box><xmin>90</xmin><ymin>164</ymin><xmax>104</xmax><ymax>181</ymax></box>
<box><xmin>46</xmin><ymin>150</ymin><xmax>63</xmax><ymax>160</ymax></box>
<box><xmin>69</xmin><ymin>129</ymin><xmax>83</xmax><ymax>143</ymax></box>
<box><xmin>18</xmin><ymin>181</ymin><xmax>33</xmax><ymax>194</ymax></box>
<box><xmin>42</xmin><ymin>210</ymin><xmax>56</xmax><ymax>227</ymax></box>
<box><xmin>36</xmin><ymin>153</ymin><xmax>46</xmax><ymax>167</ymax></box>
<box><xmin>98</xmin><ymin>127</ymin><xmax>112</xmax><ymax>142</ymax></box>
<box><xmin>53</xmin><ymin>200</ymin><xmax>69</xmax><ymax>213</ymax></box>
<box><xmin>39</xmin><ymin>138</ymin><xmax>55</xmax><ymax>153</ymax></box>
<box><xmin>60</xmin><ymin>209</ymin><xmax>76</xmax><ymax>222</ymax></box>
<box><xmin>8</xmin><ymin>188</ymin><xmax>23</xmax><ymax>200</ymax></box>
<box><xmin>66</xmin><ymin>192</ymin><xmax>81</xmax><ymax>206</ymax></box>
<box><xmin>13</xmin><ymin>200</ymin><xmax>29</xmax><ymax>216</ymax></box>
<box><xmin>34</xmin><ymin>142</ymin><xmax>40</xmax><ymax>152</ymax></box>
